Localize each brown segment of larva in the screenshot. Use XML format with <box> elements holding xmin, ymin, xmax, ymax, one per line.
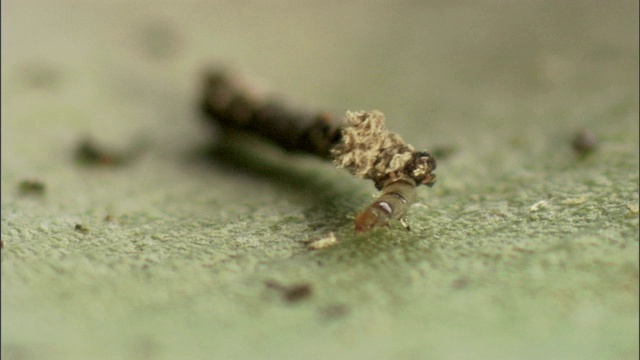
<box><xmin>354</xmin><ymin>177</ymin><xmax>417</xmax><ymax>232</ymax></box>
<box><xmin>200</xmin><ymin>71</ymin><xmax>342</xmax><ymax>158</ymax></box>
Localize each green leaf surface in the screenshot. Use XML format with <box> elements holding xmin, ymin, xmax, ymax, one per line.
<box><xmin>2</xmin><ymin>2</ymin><xmax>638</xmax><ymax>359</ymax></box>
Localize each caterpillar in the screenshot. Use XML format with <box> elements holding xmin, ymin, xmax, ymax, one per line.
<box><xmin>200</xmin><ymin>70</ymin><xmax>436</xmax><ymax>233</ymax></box>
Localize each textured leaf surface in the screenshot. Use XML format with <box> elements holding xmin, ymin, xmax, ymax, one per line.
<box><xmin>2</xmin><ymin>2</ymin><xmax>638</xmax><ymax>359</ymax></box>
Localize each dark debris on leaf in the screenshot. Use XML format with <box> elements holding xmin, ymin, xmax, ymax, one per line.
<box><xmin>18</xmin><ymin>179</ymin><xmax>46</xmax><ymax>196</ymax></box>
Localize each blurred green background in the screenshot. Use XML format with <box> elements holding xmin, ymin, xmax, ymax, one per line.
<box><xmin>2</xmin><ymin>1</ymin><xmax>638</xmax><ymax>359</ymax></box>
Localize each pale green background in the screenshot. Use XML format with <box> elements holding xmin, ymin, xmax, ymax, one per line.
<box><xmin>2</xmin><ymin>1</ymin><xmax>638</xmax><ymax>359</ymax></box>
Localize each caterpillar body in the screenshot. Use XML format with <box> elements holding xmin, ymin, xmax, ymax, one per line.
<box><xmin>200</xmin><ymin>71</ymin><xmax>437</xmax><ymax>233</ymax></box>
